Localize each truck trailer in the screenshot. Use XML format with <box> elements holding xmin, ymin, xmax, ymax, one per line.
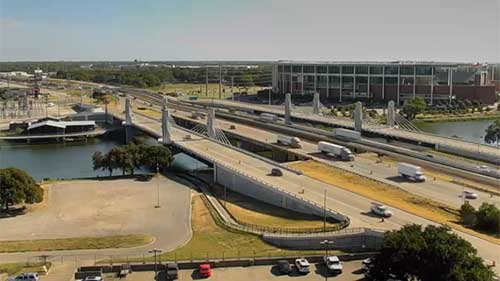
<box><xmin>277</xmin><ymin>135</ymin><xmax>303</xmax><ymax>148</ymax></box>
<box><xmin>398</xmin><ymin>162</ymin><xmax>426</xmax><ymax>182</ymax></box>
<box><xmin>333</xmin><ymin>128</ymin><xmax>361</xmax><ymax>141</ymax></box>
<box><xmin>318</xmin><ymin>141</ymin><xmax>354</xmax><ymax>161</ymax></box>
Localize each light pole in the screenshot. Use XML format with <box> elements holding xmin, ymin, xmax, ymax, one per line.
<box><xmin>148</xmin><ymin>248</ymin><xmax>162</xmax><ymax>280</ymax></box>
<box><xmin>155</xmin><ymin>161</ymin><xmax>160</xmax><ymax>208</ymax></box>
<box><xmin>320</xmin><ymin>239</ymin><xmax>334</xmax><ymax>281</ymax></box>
<box><xmin>323</xmin><ymin>189</ymin><xmax>327</xmax><ymax>232</ymax></box>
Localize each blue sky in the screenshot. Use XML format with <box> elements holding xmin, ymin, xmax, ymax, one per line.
<box><xmin>1</xmin><ymin>0</ymin><xmax>499</xmax><ymax>62</ymax></box>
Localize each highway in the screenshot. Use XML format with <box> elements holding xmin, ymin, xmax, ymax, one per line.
<box><xmin>120</xmin><ymin>105</ymin><xmax>500</xmax><ymax>271</ymax></box>
<box><xmin>170</xmin><ymin>108</ymin><xmax>500</xmax><ymax>210</ymax></box>
<box><xmin>191</xmin><ymin>99</ymin><xmax>500</xmax><ymax>162</ymax></box>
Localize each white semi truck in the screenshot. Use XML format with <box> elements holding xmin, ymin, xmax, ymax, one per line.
<box><xmin>259</xmin><ymin>113</ymin><xmax>279</xmax><ymax>122</ymax></box>
<box><xmin>277</xmin><ymin>135</ymin><xmax>303</xmax><ymax>148</ymax></box>
<box><xmin>318</xmin><ymin>141</ymin><xmax>354</xmax><ymax>161</ymax></box>
<box><xmin>333</xmin><ymin>128</ymin><xmax>361</xmax><ymax>141</ymax></box>
<box><xmin>398</xmin><ymin>162</ymin><xmax>426</xmax><ymax>182</ymax></box>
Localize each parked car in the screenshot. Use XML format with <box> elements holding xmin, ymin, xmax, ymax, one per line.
<box><xmin>199</xmin><ymin>263</ymin><xmax>212</xmax><ymax>278</ymax></box>
<box><xmin>83</xmin><ymin>277</ymin><xmax>103</xmax><ymax>281</ymax></box>
<box><xmin>277</xmin><ymin>260</ymin><xmax>292</xmax><ymax>274</ymax></box>
<box><xmin>362</xmin><ymin>258</ymin><xmax>374</xmax><ymax>271</ymax></box>
<box><xmin>324</xmin><ymin>255</ymin><xmax>343</xmax><ymax>274</ymax></box>
<box><xmin>371</xmin><ymin>203</ymin><xmax>393</xmax><ymax>217</ymax></box>
<box><xmin>271</xmin><ymin>168</ymin><xmax>283</xmax><ymax>176</ymax></box>
<box><xmin>7</xmin><ymin>273</ymin><xmax>39</xmax><ymax>281</ymax></box>
<box><xmin>295</xmin><ymin>258</ymin><xmax>310</xmax><ymax>274</ymax></box>
<box><xmin>463</xmin><ymin>190</ymin><xmax>478</xmax><ymax>199</ymax></box>
<box><xmin>166</xmin><ymin>263</ymin><xmax>179</xmax><ymax>280</ymax></box>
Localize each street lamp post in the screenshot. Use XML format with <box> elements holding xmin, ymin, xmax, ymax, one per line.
<box><xmin>155</xmin><ymin>161</ymin><xmax>160</xmax><ymax>208</ymax></box>
<box><xmin>320</xmin><ymin>239</ymin><xmax>334</xmax><ymax>281</ymax></box>
<box><xmin>148</xmin><ymin>248</ymin><xmax>162</xmax><ymax>280</ymax></box>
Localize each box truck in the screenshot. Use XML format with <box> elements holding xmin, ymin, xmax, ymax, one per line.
<box><xmin>277</xmin><ymin>135</ymin><xmax>303</xmax><ymax>148</ymax></box>
<box><xmin>398</xmin><ymin>162</ymin><xmax>426</xmax><ymax>182</ymax></box>
<box><xmin>318</xmin><ymin>141</ymin><xmax>354</xmax><ymax>161</ymax></box>
<box><xmin>333</xmin><ymin>128</ymin><xmax>361</xmax><ymax>141</ymax></box>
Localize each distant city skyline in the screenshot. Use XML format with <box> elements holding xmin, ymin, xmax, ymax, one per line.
<box><xmin>1</xmin><ymin>0</ymin><xmax>499</xmax><ymax>62</ymax></box>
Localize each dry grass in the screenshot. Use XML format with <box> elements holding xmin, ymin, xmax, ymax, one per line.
<box><xmin>0</xmin><ymin>235</ymin><xmax>153</xmax><ymax>253</ymax></box>
<box><xmin>0</xmin><ymin>262</ymin><xmax>51</xmax><ymax>276</ymax></box>
<box><xmin>151</xmin><ymin>195</ymin><xmax>325</xmax><ymax>261</ymax></box>
<box><xmin>212</xmin><ymin>187</ymin><xmax>335</xmax><ymax>228</ymax></box>
<box><xmin>150</xmin><ymin>83</ymin><xmax>263</xmax><ymax>100</ymax></box>
<box><xmin>290</xmin><ymin>160</ymin><xmax>500</xmax><ymax>245</ymax></box>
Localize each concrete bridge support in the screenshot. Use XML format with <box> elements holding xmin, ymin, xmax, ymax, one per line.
<box><xmin>312</xmin><ymin>92</ymin><xmax>321</xmax><ymax>115</ymax></box>
<box><xmin>160</xmin><ymin>97</ymin><xmax>172</xmax><ymax>144</ymax></box>
<box><xmin>354</xmin><ymin>101</ymin><xmax>363</xmax><ymax>132</ymax></box>
<box><xmin>387</xmin><ymin>100</ymin><xmax>395</xmax><ymax>128</ymax></box>
<box><xmin>124</xmin><ymin>97</ymin><xmax>134</xmax><ymax>143</ymax></box>
<box><xmin>207</xmin><ymin>108</ymin><xmax>216</xmax><ymax>139</ymax></box>
<box><xmin>284</xmin><ymin>93</ymin><xmax>292</xmax><ymax>125</ymax></box>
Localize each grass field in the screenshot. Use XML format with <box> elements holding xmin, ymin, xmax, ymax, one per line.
<box><xmin>290</xmin><ymin>160</ymin><xmax>500</xmax><ymax>245</ymax></box>
<box><xmin>0</xmin><ymin>262</ymin><xmax>51</xmax><ymax>276</ymax></box>
<box><xmin>0</xmin><ymin>234</ymin><xmax>153</xmax><ymax>253</ymax></box>
<box><xmin>149</xmin><ymin>83</ymin><xmax>263</xmax><ymax>100</ymax></box>
<box><xmin>114</xmin><ymin>194</ymin><xmax>326</xmax><ymax>263</ymax></box>
<box><xmin>212</xmin><ymin>186</ymin><xmax>337</xmax><ymax>228</ymax></box>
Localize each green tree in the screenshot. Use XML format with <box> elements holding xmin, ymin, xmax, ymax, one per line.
<box><xmin>141</xmin><ymin>145</ymin><xmax>173</xmax><ymax>172</ymax></box>
<box><xmin>484</xmin><ymin>120</ymin><xmax>500</xmax><ymax>146</ymax></box>
<box><xmin>370</xmin><ymin>224</ymin><xmax>494</xmax><ymax>281</ymax></box>
<box><xmin>109</xmin><ymin>146</ymin><xmax>135</xmax><ymax>175</ymax></box>
<box><xmin>402</xmin><ymin>97</ymin><xmax>427</xmax><ymax>120</ymax></box>
<box><xmin>92</xmin><ymin>151</ymin><xmax>117</xmax><ymax>176</ymax></box>
<box><xmin>0</xmin><ymin>168</ymin><xmax>43</xmax><ymax>211</ymax></box>
<box><xmin>475</xmin><ymin>203</ymin><xmax>500</xmax><ymax>233</ymax></box>
<box><xmin>459</xmin><ymin>201</ymin><xmax>477</xmax><ymax>226</ymax></box>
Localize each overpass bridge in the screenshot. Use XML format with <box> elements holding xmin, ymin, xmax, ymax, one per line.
<box><xmin>111</xmin><ymin>97</ymin><xmax>499</xmax><ymax>271</ymax></box>
<box><xmin>188</xmin><ymin>99</ymin><xmax>500</xmax><ymax>164</ymax></box>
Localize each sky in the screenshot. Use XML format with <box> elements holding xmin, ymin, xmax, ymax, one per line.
<box><xmin>1</xmin><ymin>0</ymin><xmax>499</xmax><ymax>62</ymax></box>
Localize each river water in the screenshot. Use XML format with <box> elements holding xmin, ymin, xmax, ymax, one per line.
<box><xmin>416</xmin><ymin>119</ymin><xmax>497</xmax><ymax>144</ymax></box>
<box><xmin>0</xmin><ymin>132</ymin><xmax>205</xmax><ymax>181</ymax></box>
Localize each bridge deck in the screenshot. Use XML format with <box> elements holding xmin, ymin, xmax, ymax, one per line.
<box><xmin>192</xmin><ymin>99</ymin><xmax>500</xmax><ymax>160</ymax></box>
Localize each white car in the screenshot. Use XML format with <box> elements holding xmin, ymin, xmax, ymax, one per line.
<box><xmin>47</xmin><ymin>102</ymin><xmax>55</xmax><ymax>107</ymax></box>
<box><xmin>478</xmin><ymin>165</ymin><xmax>490</xmax><ymax>172</ymax></box>
<box><xmin>324</xmin><ymin>255</ymin><xmax>343</xmax><ymax>274</ymax></box>
<box><xmin>371</xmin><ymin>204</ymin><xmax>393</xmax><ymax>217</ymax></box>
<box><xmin>295</xmin><ymin>258</ymin><xmax>310</xmax><ymax>274</ymax></box>
<box><xmin>463</xmin><ymin>190</ymin><xmax>478</xmax><ymax>199</ymax></box>
<box><xmin>7</xmin><ymin>273</ymin><xmax>39</xmax><ymax>281</ymax></box>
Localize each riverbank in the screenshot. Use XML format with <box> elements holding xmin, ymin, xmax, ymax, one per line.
<box><xmin>415</xmin><ymin>112</ymin><xmax>500</xmax><ymax>123</ymax></box>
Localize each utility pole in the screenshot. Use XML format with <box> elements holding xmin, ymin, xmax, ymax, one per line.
<box><xmin>218</xmin><ymin>65</ymin><xmax>222</xmax><ymax>99</ymax></box>
<box><xmin>323</xmin><ymin>189</ymin><xmax>327</xmax><ymax>232</ymax></box>
<box><xmin>205</xmin><ymin>66</ymin><xmax>208</xmax><ymax>97</ymax></box>
<box><xmin>155</xmin><ymin>161</ymin><xmax>160</xmax><ymax>208</ymax></box>
<box><xmin>320</xmin><ymin>239</ymin><xmax>334</xmax><ymax>281</ymax></box>
<box><xmin>148</xmin><ymin>249</ymin><xmax>163</xmax><ymax>280</ymax></box>
<box><xmin>268</xmin><ymin>87</ymin><xmax>272</xmax><ymax>105</ymax></box>
<box><xmin>231</xmin><ymin>76</ymin><xmax>234</xmax><ymax>101</ymax></box>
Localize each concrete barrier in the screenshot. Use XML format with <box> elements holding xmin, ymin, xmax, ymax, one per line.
<box><xmin>263</xmin><ymin>228</ymin><xmax>385</xmax><ymax>251</ymax></box>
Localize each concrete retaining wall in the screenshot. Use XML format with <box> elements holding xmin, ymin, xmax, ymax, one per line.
<box><xmin>263</xmin><ymin>228</ymin><xmax>385</xmax><ymax>251</ymax></box>
<box><xmin>214</xmin><ymin>164</ymin><xmax>348</xmax><ymax>222</ymax></box>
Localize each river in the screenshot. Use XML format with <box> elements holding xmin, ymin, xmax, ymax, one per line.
<box><xmin>0</xmin><ymin>132</ymin><xmax>206</xmax><ymax>181</ymax></box>
<box><xmin>416</xmin><ymin>119</ymin><xmax>497</xmax><ymax>144</ymax></box>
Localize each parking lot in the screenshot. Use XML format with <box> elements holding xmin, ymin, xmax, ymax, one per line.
<box><xmin>98</xmin><ymin>260</ymin><xmax>365</xmax><ymax>281</ymax></box>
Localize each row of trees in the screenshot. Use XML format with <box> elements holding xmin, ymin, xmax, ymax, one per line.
<box><xmin>460</xmin><ymin>202</ymin><xmax>500</xmax><ymax>233</ymax></box>
<box><xmin>370</xmin><ymin>224</ymin><xmax>494</xmax><ymax>281</ymax></box>
<box><xmin>0</xmin><ymin>168</ymin><xmax>43</xmax><ymax>211</ymax></box>
<box><xmin>54</xmin><ymin>66</ymin><xmax>271</xmax><ymax>89</ymax></box>
<box><xmin>92</xmin><ymin>144</ymin><xmax>173</xmax><ymax>176</ymax></box>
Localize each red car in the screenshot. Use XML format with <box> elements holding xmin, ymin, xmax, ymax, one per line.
<box><xmin>199</xmin><ymin>263</ymin><xmax>212</xmax><ymax>277</ymax></box>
